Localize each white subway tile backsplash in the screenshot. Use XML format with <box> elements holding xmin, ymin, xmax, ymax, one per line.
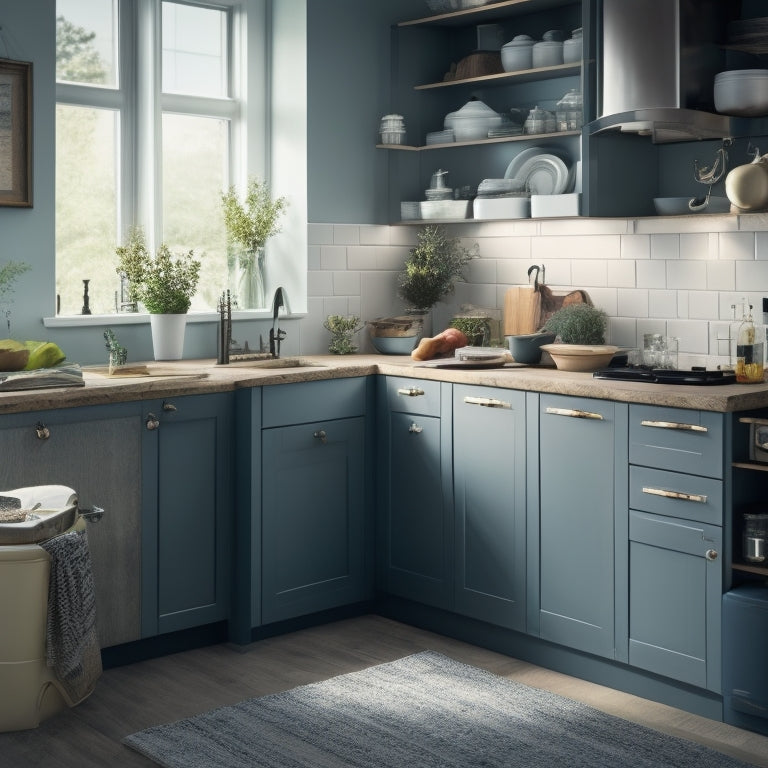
<box><xmin>607</xmin><ymin>260</ymin><xmax>635</xmax><ymax>288</ymax></box>
<box><xmin>649</xmin><ymin>290</ymin><xmax>677</xmax><ymax>318</ymax></box>
<box><xmin>299</xmin><ymin>216</ymin><xmax>768</xmax><ymax>358</ymax></box>
<box><xmin>333</xmin><ymin>225</ymin><xmax>360</xmax><ymax>245</ymax></box>
<box><xmin>688</xmin><ymin>291</ymin><xmax>719</xmax><ymax>320</ymax></box>
<box><xmin>333</xmin><ymin>270</ymin><xmax>361</xmax><ymax>296</ymax></box>
<box><xmin>636</xmin><ymin>260</ymin><xmax>666</xmax><ymax>289</ymax></box>
<box><xmin>650</xmin><ymin>233</ymin><xmax>679</xmax><ymax>260</ymax></box>
<box><xmin>706</xmin><ymin>260</ymin><xmax>735</xmax><ymax>290</ymax></box>
<box><xmin>621</xmin><ymin>234</ymin><xmax>650</xmax><ymax>260</ymax></box>
<box><xmin>617</xmin><ymin>288</ymin><xmax>648</xmax><ymax>318</ymax></box>
<box><xmin>666</xmin><ymin>260</ymin><xmax>707</xmax><ymax>290</ymax></box>
<box><xmin>679</xmin><ymin>232</ymin><xmax>710</xmax><ymax>260</ymax></box>
<box><xmin>320</xmin><ymin>245</ymin><xmax>348</xmax><ymax>270</ymax></box>
<box><xmin>719</xmin><ymin>231</ymin><xmax>755</xmax><ymax>260</ymax></box>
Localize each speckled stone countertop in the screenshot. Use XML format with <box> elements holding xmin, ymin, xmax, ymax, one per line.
<box><xmin>1</xmin><ymin>354</ymin><xmax>767</xmax><ymax>415</ymax></box>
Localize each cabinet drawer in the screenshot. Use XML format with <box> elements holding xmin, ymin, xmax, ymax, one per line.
<box><xmin>384</xmin><ymin>376</ymin><xmax>441</xmax><ymax>417</ymax></box>
<box><xmin>262</xmin><ymin>377</ymin><xmax>366</xmax><ymax>427</ymax></box>
<box><xmin>629</xmin><ymin>466</ymin><xmax>723</xmax><ymax>525</ymax></box>
<box><xmin>629</xmin><ymin>405</ymin><xmax>723</xmax><ymax>478</ymax></box>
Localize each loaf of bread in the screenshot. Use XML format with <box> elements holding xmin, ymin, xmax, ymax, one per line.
<box><xmin>411</xmin><ymin>328</ymin><xmax>468</xmax><ymax>361</ymax></box>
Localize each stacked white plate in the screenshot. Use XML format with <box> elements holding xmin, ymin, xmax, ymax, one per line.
<box><xmin>426</xmin><ymin>129</ymin><xmax>455</xmax><ymax>145</ymax></box>
<box><xmin>714</xmin><ymin>70</ymin><xmax>768</xmax><ymax>117</ymax></box>
<box><xmin>477</xmin><ymin>178</ymin><xmax>526</xmax><ymax>196</ymax></box>
<box><xmin>504</xmin><ymin>147</ymin><xmax>571</xmax><ymax>195</ymax></box>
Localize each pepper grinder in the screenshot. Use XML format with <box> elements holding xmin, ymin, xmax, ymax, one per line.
<box><xmin>81</xmin><ymin>279</ymin><xmax>92</xmax><ymax>315</ymax></box>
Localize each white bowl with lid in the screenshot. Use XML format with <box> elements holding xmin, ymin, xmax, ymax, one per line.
<box><xmin>532</xmin><ymin>40</ymin><xmax>564</xmax><ymax>68</ymax></box>
<box><xmin>714</xmin><ymin>70</ymin><xmax>768</xmax><ymax>117</ymax></box>
<box><xmin>444</xmin><ymin>99</ymin><xmax>502</xmax><ymax>141</ymax></box>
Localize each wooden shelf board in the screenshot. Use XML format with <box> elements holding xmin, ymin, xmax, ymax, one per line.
<box><xmin>732</xmin><ymin>461</ymin><xmax>768</xmax><ymax>472</ymax></box>
<box><xmin>733</xmin><ymin>561</ymin><xmax>768</xmax><ymax>576</ymax></box>
<box><xmin>399</xmin><ymin>0</ymin><xmax>580</xmax><ymax>28</ymax></box>
<box><xmin>415</xmin><ymin>63</ymin><xmax>581</xmax><ymax>90</ymax></box>
<box><xmin>377</xmin><ymin>129</ymin><xmax>579</xmax><ymax>152</ymax></box>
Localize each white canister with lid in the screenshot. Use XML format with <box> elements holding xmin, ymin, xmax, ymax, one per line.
<box><xmin>532</xmin><ymin>40</ymin><xmax>563</xmax><ymax>68</ymax></box>
<box><xmin>563</xmin><ymin>28</ymin><xmax>583</xmax><ymax>64</ymax></box>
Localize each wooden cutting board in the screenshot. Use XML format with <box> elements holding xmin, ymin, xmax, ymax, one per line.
<box><xmin>503</xmin><ymin>286</ymin><xmax>542</xmax><ymax>336</ymax></box>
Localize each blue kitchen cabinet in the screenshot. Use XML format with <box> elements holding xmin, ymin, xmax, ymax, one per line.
<box><xmin>0</xmin><ymin>402</ymin><xmax>144</xmax><ymax>649</ymax></box>
<box><xmin>260</xmin><ymin>378</ymin><xmax>373</xmax><ymax>625</ymax></box>
<box><xmin>377</xmin><ymin>376</ymin><xmax>453</xmax><ymax>610</ymax></box>
<box><xmin>141</xmin><ymin>392</ymin><xmax>234</xmax><ymax>637</ymax></box>
<box><xmin>626</xmin><ymin>406</ymin><xmax>725</xmax><ymax>693</ymax></box>
<box><xmin>453</xmin><ymin>385</ymin><xmax>527</xmax><ymax>631</ymax></box>
<box><xmin>535</xmin><ymin>394</ymin><xmax>628</xmax><ymax>660</ymax></box>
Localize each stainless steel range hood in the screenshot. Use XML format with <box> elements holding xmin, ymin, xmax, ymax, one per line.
<box><xmin>589</xmin><ymin>0</ymin><xmax>733</xmax><ymax>144</ymax></box>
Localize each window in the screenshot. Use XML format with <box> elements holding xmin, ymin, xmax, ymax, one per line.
<box><xmin>55</xmin><ymin>0</ymin><xmax>245</xmax><ymax>315</ymax></box>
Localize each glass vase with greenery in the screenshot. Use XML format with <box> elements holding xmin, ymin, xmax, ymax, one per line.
<box><xmin>221</xmin><ymin>178</ymin><xmax>288</xmax><ymax>309</ymax></box>
<box><xmin>115</xmin><ymin>228</ymin><xmax>201</xmax><ymax>314</ymax></box>
<box><xmin>397</xmin><ymin>225</ymin><xmax>476</xmax><ymax>312</ymax></box>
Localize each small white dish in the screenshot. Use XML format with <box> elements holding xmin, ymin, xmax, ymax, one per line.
<box><xmin>541</xmin><ymin>344</ymin><xmax>619</xmax><ymax>372</ymax></box>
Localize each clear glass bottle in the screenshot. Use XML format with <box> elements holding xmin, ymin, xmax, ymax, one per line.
<box><xmin>734</xmin><ymin>298</ymin><xmax>765</xmax><ymax>384</ymax></box>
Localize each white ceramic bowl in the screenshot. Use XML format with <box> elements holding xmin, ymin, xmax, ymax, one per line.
<box><xmin>445</xmin><ymin>99</ymin><xmax>502</xmax><ymax>141</ymax></box>
<box><xmin>714</xmin><ymin>70</ymin><xmax>768</xmax><ymax>117</ymax></box>
<box><xmin>541</xmin><ymin>344</ymin><xmax>618</xmax><ymax>372</ymax></box>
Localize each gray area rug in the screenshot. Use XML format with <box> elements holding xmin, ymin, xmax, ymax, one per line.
<box><xmin>123</xmin><ymin>650</ymin><xmax>754</xmax><ymax>768</ymax></box>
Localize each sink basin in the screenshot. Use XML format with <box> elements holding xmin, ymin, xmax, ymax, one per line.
<box><xmin>232</xmin><ymin>357</ymin><xmax>326</xmax><ymax>369</ymax></box>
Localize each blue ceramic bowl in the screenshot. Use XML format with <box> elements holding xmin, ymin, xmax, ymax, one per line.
<box><xmin>507</xmin><ymin>332</ymin><xmax>556</xmax><ymax>364</ymax></box>
<box><xmin>370</xmin><ymin>334</ymin><xmax>420</xmax><ymax>355</ymax></box>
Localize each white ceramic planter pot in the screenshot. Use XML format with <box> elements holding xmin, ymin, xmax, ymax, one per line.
<box><xmin>150</xmin><ymin>313</ymin><xmax>187</xmax><ymax>361</ymax></box>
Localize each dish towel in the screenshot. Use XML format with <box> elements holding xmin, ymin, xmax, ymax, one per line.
<box><xmin>40</xmin><ymin>528</ymin><xmax>102</xmax><ymax>705</ymax></box>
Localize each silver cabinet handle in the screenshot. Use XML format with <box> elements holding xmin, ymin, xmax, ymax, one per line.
<box><xmin>640</xmin><ymin>419</ymin><xmax>707</xmax><ymax>433</ymax></box>
<box><xmin>464</xmin><ymin>396</ymin><xmax>511</xmax><ymax>409</ymax></box>
<box><xmin>705</xmin><ymin>549</ymin><xmax>718</xmax><ymax>561</ymax></box>
<box><xmin>642</xmin><ymin>486</ymin><xmax>708</xmax><ymax>503</ymax></box>
<box><xmin>313</xmin><ymin>429</ymin><xmax>327</xmax><ymax>443</ymax></box>
<box><xmin>408</xmin><ymin>422</ymin><xmax>423</xmax><ymax>433</ymax></box>
<box><xmin>146</xmin><ymin>413</ymin><xmax>160</xmax><ymax>430</ymax></box>
<box><xmin>397</xmin><ymin>387</ymin><xmax>424</xmax><ymax>397</ymax></box>
<box><xmin>162</xmin><ymin>401</ymin><xmax>177</xmax><ymax>412</ymax></box>
<box><xmin>35</xmin><ymin>422</ymin><xmax>50</xmax><ymax>440</ymax></box>
<box><xmin>545</xmin><ymin>407</ymin><xmax>603</xmax><ymax>420</ymax></box>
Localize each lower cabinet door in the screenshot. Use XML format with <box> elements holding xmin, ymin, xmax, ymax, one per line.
<box><xmin>628</xmin><ymin>509</ymin><xmax>722</xmax><ymax>692</ymax></box>
<box><xmin>453</xmin><ymin>385</ymin><xmax>526</xmax><ymax>630</ymax></box>
<box><xmin>382</xmin><ymin>409</ymin><xmax>453</xmax><ymax>609</ymax></box>
<box><xmin>261</xmin><ymin>416</ymin><xmax>367</xmax><ymax>624</ymax></box>
<box><xmin>142</xmin><ymin>393</ymin><xmax>233</xmax><ymax>636</ymax></box>
<box><xmin>538</xmin><ymin>395</ymin><xmax>620</xmax><ymax>659</ymax></box>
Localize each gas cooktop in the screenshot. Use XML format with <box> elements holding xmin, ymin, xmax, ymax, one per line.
<box><xmin>592</xmin><ymin>368</ymin><xmax>737</xmax><ymax>385</ymax></box>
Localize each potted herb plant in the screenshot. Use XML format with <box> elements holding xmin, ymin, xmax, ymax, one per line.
<box><xmin>397</xmin><ymin>225</ymin><xmax>476</xmax><ymax>338</ymax></box>
<box><xmin>221</xmin><ymin>177</ymin><xmax>288</xmax><ymax>309</ymax></box>
<box><xmin>542</xmin><ymin>303</ymin><xmax>607</xmax><ymax>344</ymax></box>
<box><xmin>115</xmin><ymin>227</ymin><xmax>201</xmax><ymax>360</ymax></box>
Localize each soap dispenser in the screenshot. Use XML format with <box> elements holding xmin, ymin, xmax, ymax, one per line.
<box><xmin>734</xmin><ymin>298</ymin><xmax>765</xmax><ymax>384</ymax></box>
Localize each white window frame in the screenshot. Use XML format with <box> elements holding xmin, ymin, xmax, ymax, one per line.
<box><xmin>53</xmin><ymin>0</ymin><xmax>269</xmax><ymax>321</ymax></box>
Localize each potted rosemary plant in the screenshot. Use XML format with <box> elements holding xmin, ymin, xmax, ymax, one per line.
<box><xmin>221</xmin><ymin>177</ymin><xmax>288</xmax><ymax>309</ymax></box>
<box><xmin>115</xmin><ymin>228</ymin><xmax>201</xmax><ymax>360</ymax></box>
<box><xmin>397</xmin><ymin>225</ymin><xmax>476</xmax><ymax>318</ymax></box>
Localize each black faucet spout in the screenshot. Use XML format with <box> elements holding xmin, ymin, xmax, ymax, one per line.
<box><xmin>269</xmin><ymin>287</ymin><xmax>286</xmax><ymax>358</ymax></box>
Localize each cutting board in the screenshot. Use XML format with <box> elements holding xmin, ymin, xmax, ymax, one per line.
<box><xmin>503</xmin><ymin>287</ymin><xmax>542</xmax><ymax>335</ymax></box>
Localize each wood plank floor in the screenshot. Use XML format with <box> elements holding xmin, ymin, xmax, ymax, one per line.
<box><xmin>2</xmin><ymin>614</ymin><xmax>767</xmax><ymax>767</ymax></box>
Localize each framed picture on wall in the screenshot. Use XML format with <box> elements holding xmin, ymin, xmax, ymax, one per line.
<box><xmin>0</xmin><ymin>59</ymin><xmax>32</xmax><ymax>207</ymax></box>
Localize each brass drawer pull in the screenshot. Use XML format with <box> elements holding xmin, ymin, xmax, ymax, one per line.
<box><xmin>640</xmin><ymin>419</ymin><xmax>707</xmax><ymax>433</ymax></box>
<box><xmin>545</xmin><ymin>407</ymin><xmax>603</xmax><ymax>420</ymax></box>
<box><xmin>397</xmin><ymin>387</ymin><xmax>425</xmax><ymax>397</ymax></box>
<box><xmin>642</xmin><ymin>486</ymin><xmax>707</xmax><ymax>504</ymax></box>
<box><xmin>464</xmin><ymin>396</ymin><xmax>511</xmax><ymax>409</ymax></box>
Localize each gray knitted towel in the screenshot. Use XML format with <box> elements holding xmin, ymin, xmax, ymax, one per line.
<box><xmin>40</xmin><ymin>528</ymin><xmax>102</xmax><ymax>705</ymax></box>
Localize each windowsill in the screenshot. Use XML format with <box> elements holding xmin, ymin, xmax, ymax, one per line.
<box><xmin>43</xmin><ymin>310</ymin><xmax>304</xmax><ymax>328</ymax></box>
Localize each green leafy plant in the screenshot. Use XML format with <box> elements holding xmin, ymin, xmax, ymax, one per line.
<box><xmin>324</xmin><ymin>315</ymin><xmax>362</xmax><ymax>354</ymax></box>
<box><xmin>542</xmin><ymin>303</ymin><xmax>607</xmax><ymax>344</ymax></box>
<box><xmin>221</xmin><ymin>178</ymin><xmax>288</xmax><ymax>252</ymax></box>
<box><xmin>397</xmin><ymin>225</ymin><xmax>476</xmax><ymax>311</ymax></box>
<box><xmin>450</xmin><ymin>316</ymin><xmax>490</xmax><ymax>346</ymax></box>
<box><xmin>115</xmin><ymin>228</ymin><xmax>201</xmax><ymax>314</ymax></box>
<box><xmin>0</xmin><ymin>260</ymin><xmax>31</xmax><ymax>334</ymax></box>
